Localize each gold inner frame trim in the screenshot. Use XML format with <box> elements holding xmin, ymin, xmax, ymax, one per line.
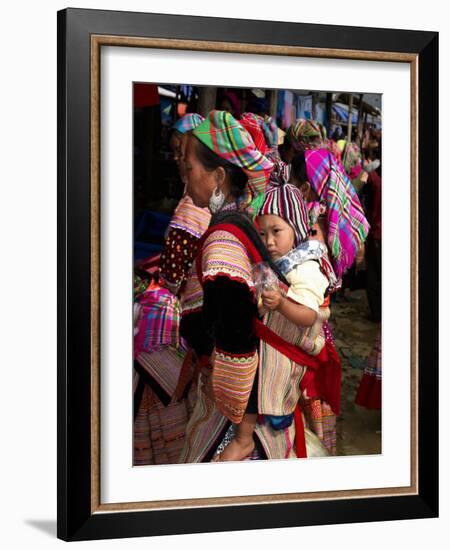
<box><xmin>90</xmin><ymin>34</ymin><xmax>419</xmax><ymax>514</ymax></box>
<box><xmin>92</xmin><ymin>35</ymin><xmax>417</xmax><ymax>62</ymax></box>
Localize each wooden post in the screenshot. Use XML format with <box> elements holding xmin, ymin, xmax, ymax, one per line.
<box><xmin>269</xmin><ymin>89</ymin><xmax>278</xmax><ymax>119</ymax></box>
<box><xmin>325</xmin><ymin>92</ymin><xmax>333</xmax><ymax>137</ymax></box>
<box><xmin>347</xmin><ymin>94</ymin><xmax>353</xmax><ymax>142</ymax></box>
<box><xmin>311</xmin><ymin>92</ymin><xmax>319</xmax><ymax>120</ymax></box>
<box><xmin>364</xmin><ymin>111</ymin><xmax>368</xmax><ymax>142</ymax></box>
<box><xmin>357</xmin><ymin>93</ymin><xmax>364</xmax><ymax>146</ymax></box>
<box><xmin>197</xmin><ymin>87</ymin><xmax>217</xmax><ymax>117</ymax></box>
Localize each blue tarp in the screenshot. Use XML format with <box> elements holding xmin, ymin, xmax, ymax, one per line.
<box><xmin>134</xmin><ymin>209</ymin><xmax>171</xmax><ymax>262</ymax></box>
<box><xmin>332</xmin><ymin>103</ymin><xmax>358</xmax><ymax>124</ymax></box>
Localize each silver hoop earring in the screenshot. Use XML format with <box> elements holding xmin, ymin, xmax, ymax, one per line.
<box><xmin>209</xmin><ymin>186</ymin><xmax>225</xmax><ymax>214</ymax></box>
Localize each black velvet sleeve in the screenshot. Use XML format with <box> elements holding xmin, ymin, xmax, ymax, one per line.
<box><xmin>202</xmin><ymin>276</ymin><xmax>258</xmax><ymax>355</ymax></box>
<box><xmin>179</xmin><ymin>277</ymin><xmax>258</xmax><ymax>357</ymax></box>
<box><xmin>179</xmin><ymin>310</ymin><xmax>214</xmax><ymax>358</ymax></box>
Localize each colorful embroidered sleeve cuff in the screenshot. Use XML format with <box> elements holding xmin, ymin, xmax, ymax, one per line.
<box><xmin>212</xmin><ymin>349</ymin><xmax>259</xmax><ymax>424</ymax></box>
<box><xmin>201</xmin><ymin>230</ymin><xmax>256</xmax><ymax>293</ymax></box>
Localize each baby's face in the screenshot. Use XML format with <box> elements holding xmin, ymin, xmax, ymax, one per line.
<box><xmin>257</xmin><ymin>214</ymin><xmax>295</xmax><ymax>260</ymax></box>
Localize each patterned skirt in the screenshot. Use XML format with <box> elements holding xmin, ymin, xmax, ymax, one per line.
<box><xmin>133</xmin><ymin>346</ymin><xmax>196</xmax><ymax>465</ymax></box>
<box><xmin>134</xmin><ymin>378</ymin><xmax>197</xmax><ymax>465</ymax></box>
<box><xmin>300</xmin><ymin>320</ymin><xmax>339</xmax><ymax>456</ymax></box>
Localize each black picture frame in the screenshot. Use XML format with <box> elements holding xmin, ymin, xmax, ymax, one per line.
<box><xmin>57</xmin><ymin>7</ymin><xmax>438</xmax><ymax>542</ymax></box>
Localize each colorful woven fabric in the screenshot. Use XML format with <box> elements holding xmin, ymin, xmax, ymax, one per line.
<box><xmin>298</xmin><ymin>322</ymin><xmax>341</xmax><ymax>416</ymax></box>
<box><xmin>326</xmin><ymin>139</ymin><xmax>342</xmax><ymax>162</ymax></box>
<box><xmin>159</xmin><ymin>194</ymin><xmax>211</xmax><ymax>293</ymax></box>
<box><xmin>191</xmin><ymin>220</ymin><xmax>261</xmax><ymax>424</ymax></box>
<box><xmin>179</xmin><ymin>261</ymin><xmax>204</xmax><ymax>316</ymax></box>
<box><xmin>239</xmin><ymin>112</ymin><xmax>268</xmax><ymax>155</ymax></box>
<box><xmin>302</xmin><ymin>399</ymin><xmax>337</xmax><ymax>455</ymax></box>
<box><xmin>340</xmin><ymin>140</ymin><xmax>363</xmax><ymax>180</ymax></box>
<box><xmin>134</xmin><ymin>285</ymin><xmax>181</xmax><ymax>357</ymax></box>
<box><xmin>257</xmin><ymin>416</ymin><xmax>297</xmax><ymax>459</ymax></box>
<box><xmin>240</xmin><ymin>111</ymin><xmax>279</xmax><ymax>152</ymax></box>
<box><xmin>263</xmin><ymin>115</ymin><xmax>279</xmax><ymax>148</ymax></box>
<box><xmin>136</xmin><ymin>347</ymin><xmax>186</xmax><ymax>398</ymax></box>
<box><xmin>258</xmin><ymin>308</ymin><xmax>307</xmax><ymax>416</ymax></box>
<box><xmin>268</xmin><ymin>156</ymin><xmax>290</xmax><ymax>187</ymax></box>
<box><xmin>134</xmin><ymin>272</ymin><xmax>150</xmax><ymax>297</ymax></box>
<box><xmin>134</xmin><ymin>379</ymin><xmax>197</xmax><ymax>465</ymax></box>
<box><xmin>212</xmin><ymin>349</ymin><xmax>259</xmax><ymax>424</ymax></box>
<box><xmin>169</xmin><ymin>194</ymin><xmax>211</xmax><ymax>239</ymax></box>
<box><xmin>307</xmin><ymin>320</ymin><xmax>338</xmax><ymax>455</ymax></box>
<box><xmin>201</xmin><ymin>229</ymin><xmax>256</xmax><ymax>292</ymax></box>
<box><xmin>266</xmin><ymin>146</ymin><xmax>282</xmax><ymax>164</ymax></box>
<box><xmin>192</xmin><ymin>110</ymin><xmax>274</xmax><ymax>199</ymax></box>
<box><xmin>172</xmin><ymin>113</ymin><xmax>205</xmax><ymax>134</ymax></box>
<box><xmin>257</xmin><ymin>183</ymin><xmax>309</xmax><ymax>246</ymax></box>
<box><xmin>288</xmin><ymin>118</ymin><xmax>326</xmax><ymax>152</ymax></box>
<box><xmin>305</xmin><ymin>148</ymin><xmax>370</xmax><ymax>278</ymax></box>
<box><xmin>179</xmin><ymin>380</ymin><xmax>230</xmax><ymax>463</ymax></box>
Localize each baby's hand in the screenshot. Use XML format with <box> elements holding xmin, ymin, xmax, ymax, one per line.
<box><xmin>261</xmin><ymin>289</ymin><xmax>283</xmax><ymax>311</ymax></box>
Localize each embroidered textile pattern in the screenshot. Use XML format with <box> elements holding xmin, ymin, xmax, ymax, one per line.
<box><xmin>305</xmin><ymin>148</ymin><xmax>370</xmax><ymax>278</ymax></box>
<box><xmin>134</xmin><ymin>384</ymin><xmax>195</xmax><ymax>465</ymax></box>
<box><xmin>168</xmin><ymin>194</ymin><xmax>211</xmax><ymax>239</ymax></box>
<box><xmin>135</xmin><ymin>347</ymin><xmax>186</xmax><ymax>398</ymax></box>
<box><xmin>179</xmin><ymin>379</ymin><xmax>229</xmax><ymax>463</ymax></box>
<box><xmin>258</xmin><ymin>307</ymin><xmax>307</xmax><ymax>416</ymax></box>
<box><xmin>134</xmin><ymin>288</ymin><xmax>181</xmax><ymax>356</ymax></box>
<box><xmin>172</xmin><ymin>113</ymin><xmax>205</xmax><ymax>134</ymax></box>
<box><xmin>179</xmin><ymin>265</ymin><xmax>204</xmax><ymax>315</ymax></box>
<box><xmin>192</xmin><ymin>110</ymin><xmax>273</xmax><ymax>202</ymax></box>
<box><xmin>302</xmin><ymin>399</ymin><xmax>337</xmax><ymax>455</ymax></box>
<box><xmin>160</xmin><ymin>228</ymin><xmax>199</xmax><ymax>292</ymax></box>
<box><xmin>202</xmin><ymin>230</ymin><xmax>255</xmax><ymax>291</ymax></box>
<box><xmin>212</xmin><ymin>349</ymin><xmax>259</xmax><ymax>424</ymax></box>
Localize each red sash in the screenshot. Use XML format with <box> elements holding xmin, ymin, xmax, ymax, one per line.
<box><xmin>253</xmin><ymin>318</ymin><xmax>327</xmax><ymax>369</ymax></box>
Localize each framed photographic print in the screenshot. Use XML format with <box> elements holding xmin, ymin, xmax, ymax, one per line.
<box><xmin>57</xmin><ymin>7</ymin><xmax>438</xmax><ymax>541</ymax></box>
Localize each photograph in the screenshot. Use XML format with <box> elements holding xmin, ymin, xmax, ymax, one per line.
<box><xmin>132</xmin><ymin>83</ymin><xmax>383</xmax><ymax>466</ymax></box>
<box><xmin>55</xmin><ymin>6</ymin><xmax>438</xmax><ymax>541</ymax></box>
<box><xmin>0</xmin><ymin>0</ymin><xmax>445</xmax><ymax>548</ymax></box>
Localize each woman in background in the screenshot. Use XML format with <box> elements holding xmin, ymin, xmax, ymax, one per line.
<box><xmin>133</xmin><ymin>113</ymin><xmax>211</xmax><ymax>465</ymax></box>
<box><xmin>290</xmin><ymin>149</ymin><xmax>369</xmax><ymax>454</ymax></box>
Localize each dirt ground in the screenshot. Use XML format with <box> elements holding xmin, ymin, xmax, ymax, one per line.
<box><xmin>329</xmin><ymin>289</ymin><xmax>381</xmax><ymax>456</ymax></box>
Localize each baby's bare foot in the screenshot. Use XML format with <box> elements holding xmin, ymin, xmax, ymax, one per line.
<box><xmin>212</xmin><ymin>437</ymin><xmax>255</xmax><ymax>462</ymax></box>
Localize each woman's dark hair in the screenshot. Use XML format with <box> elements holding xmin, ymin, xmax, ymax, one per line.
<box><xmin>194</xmin><ymin>137</ymin><xmax>248</xmax><ymax>198</ymax></box>
<box><xmin>290</xmin><ymin>151</ymin><xmax>317</xmax><ymax>236</ymax></box>
<box><xmin>290</xmin><ymin>151</ymin><xmax>308</xmax><ymax>186</ymax></box>
<box><xmin>278</xmin><ymin>132</ymin><xmax>292</xmax><ymax>157</ymax></box>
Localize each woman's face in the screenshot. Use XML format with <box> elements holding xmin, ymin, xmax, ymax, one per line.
<box><xmin>257</xmin><ymin>214</ymin><xmax>295</xmax><ymax>259</ymax></box>
<box><xmin>184</xmin><ymin>136</ymin><xmax>219</xmax><ymax>208</ymax></box>
<box><xmin>170</xmin><ymin>132</ymin><xmax>188</xmax><ymax>184</ymax></box>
